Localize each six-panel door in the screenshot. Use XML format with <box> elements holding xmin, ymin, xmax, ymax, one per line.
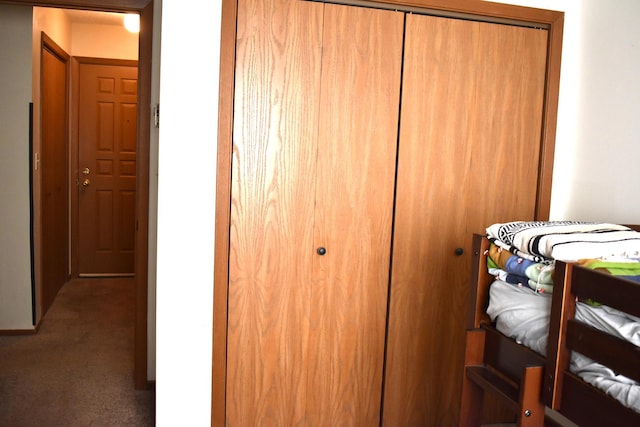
<box><xmin>77</xmin><ymin>62</ymin><xmax>138</xmax><ymax>276</ymax></box>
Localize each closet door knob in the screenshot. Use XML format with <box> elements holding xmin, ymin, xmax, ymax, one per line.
<box><xmin>455</xmin><ymin>247</ymin><xmax>464</xmax><ymax>256</ymax></box>
<box><xmin>317</xmin><ymin>247</ymin><xmax>327</xmax><ymax>256</ymax></box>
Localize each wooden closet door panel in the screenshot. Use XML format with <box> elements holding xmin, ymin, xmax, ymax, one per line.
<box><xmin>384</xmin><ymin>15</ymin><xmax>548</xmax><ymax>426</ymax></box>
<box><xmin>466</xmin><ymin>25</ymin><xmax>549</xmax><ymax>223</ymax></box>
<box><xmin>308</xmin><ymin>4</ymin><xmax>403</xmax><ymax>425</ymax></box>
<box><xmin>227</xmin><ymin>0</ymin><xmax>323</xmax><ymax>425</ymax></box>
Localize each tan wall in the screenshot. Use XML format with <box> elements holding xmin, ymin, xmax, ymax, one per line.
<box><xmin>71</xmin><ymin>22</ymin><xmax>138</xmax><ymax>60</ymax></box>
<box><xmin>31</xmin><ymin>7</ymin><xmax>72</xmax><ymax>325</ymax></box>
<box><xmin>33</xmin><ymin>7</ymin><xmax>71</xmax><ymax>50</ymax></box>
<box><xmin>0</xmin><ymin>4</ymin><xmax>35</xmax><ymax>330</ymax></box>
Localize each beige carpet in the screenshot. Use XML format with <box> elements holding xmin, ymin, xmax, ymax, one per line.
<box><xmin>0</xmin><ymin>278</ymin><xmax>155</xmax><ymax>426</ymax></box>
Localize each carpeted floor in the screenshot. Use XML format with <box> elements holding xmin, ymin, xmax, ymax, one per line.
<box><xmin>0</xmin><ymin>278</ymin><xmax>155</xmax><ymax>426</ymax></box>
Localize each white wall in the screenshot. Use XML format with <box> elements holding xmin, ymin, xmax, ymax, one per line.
<box><xmin>155</xmin><ymin>0</ymin><xmax>218</xmax><ymax>425</ymax></box>
<box><xmin>146</xmin><ymin>0</ymin><xmax>162</xmax><ymax>384</ymax></box>
<box><xmin>496</xmin><ymin>0</ymin><xmax>640</xmax><ymax>223</ymax></box>
<box><xmin>0</xmin><ymin>4</ymin><xmax>35</xmax><ymax>330</ymax></box>
<box><xmin>566</xmin><ymin>0</ymin><xmax>640</xmax><ymax>223</ymax></box>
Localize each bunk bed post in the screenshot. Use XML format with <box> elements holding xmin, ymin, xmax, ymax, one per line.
<box><xmin>468</xmin><ymin>234</ymin><xmax>492</xmax><ymax>329</ymax></box>
<box><xmin>459</xmin><ymin>329</ymin><xmax>487</xmax><ymax>426</ymax></box>
<box><xmin>517</xmin><ymin>365</ymin><xmax>545</xmax><ymax>426</ymax></box>
<box><xmin>544</xmin><ymin>261</ymin><xmax>575</xmax><ymax>409</ymax></box>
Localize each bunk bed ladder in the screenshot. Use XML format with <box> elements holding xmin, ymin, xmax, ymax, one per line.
<box><xmin>460</xmin><ymin>325</ymin><xmax>546</xmax><ymax>426</ymax></box>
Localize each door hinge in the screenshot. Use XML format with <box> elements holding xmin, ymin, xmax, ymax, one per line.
<box><xmin>153</xmin><ymin>103</ymin><xmax>160</xmax><ymax>128</ymax></box>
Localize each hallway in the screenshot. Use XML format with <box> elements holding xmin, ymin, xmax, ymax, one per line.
<box><xmin>0</xmin><ymin>278</ymin><xmax>154</xmax><ymax>426</ymax></box>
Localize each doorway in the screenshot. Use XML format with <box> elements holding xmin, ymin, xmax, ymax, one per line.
<box><xmin>73</xmin><ymin>58</ymin><xmax>138</xmax><ymax>277</ymax></box>
<box><xmin>4</xmin><ymin>0</ymin><xmax>153</xmax><ymax>390</ymax></box>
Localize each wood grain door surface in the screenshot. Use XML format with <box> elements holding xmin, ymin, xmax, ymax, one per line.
<box><xmin>228</xmin><ymin>0</ymin><xmax>322</xmax><ymax>422</ymax></box>
<box><xmin>383</xmin><ymin>15</ymin><xmax>548</xmax><ymax>426</ymax></box>
<box><xmin>228</xmin><ymin>1</ymin><xmax>550</xmax><ymax>426</ymax></box>
<box><xmin>308</xmin><ymin>5</ymin><xmax>403</xmax><ymax>425</ymax></box>
<box><xmin>77</xmin><ymin>62</ymin><xmax>137</xmax><ymax>276</ymax></box>
<box><xmin>228</xmin><ymin>1</ymin><xmax>402</xmax><ymax>425</ymax></box>
<box><xmin>41</xmin><ymin>40</ymin><xmax>69</xmax><ymax>315</ymax></box>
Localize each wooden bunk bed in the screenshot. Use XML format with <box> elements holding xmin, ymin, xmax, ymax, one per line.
<box><xmin>460</xmin><ymin>224</ymin><xmax>640</xmax><ymax>427</ymax></box>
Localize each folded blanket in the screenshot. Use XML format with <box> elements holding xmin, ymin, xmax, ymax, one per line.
<box><xmin>487</xmin><ymin>243</ymin><xmax>554</xmax><ymax>293</ymax></box>
<box><xmin>577</xmin><ymin>258</ymin><xmax>640</xmax><ymax>276</ymax></box>
<box><xmin>487</xmin><ymin>221</ymin><xmax>640</xmax><ymax>262</ymax></box>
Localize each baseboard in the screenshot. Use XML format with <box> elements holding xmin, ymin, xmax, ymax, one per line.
<box><xmin>0</xmin><ymin>328</ymin><xmax>37</xmax><ymax>336</ymax></box>
<box><xmin>0</xmin><ymin>320</ymin><xmax>41</xmax><ymax>336</ymax></box>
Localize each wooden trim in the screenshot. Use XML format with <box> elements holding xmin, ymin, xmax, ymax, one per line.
<box><xmin>74</xmin><ymin>56</ymin><xmax>138</xmax><ymax>67</ymax></box>
<box><xmin>134</xmin><ymin>0</ymin><xmax>153</xmax><ymax>390</ymax></box>
<box><xmin>374</xmin><ymin>0</ymin><xmax>562</xmax><ymax>23</ymax></box>
<box><xmin>214</xmin><ymin>0</ymin><xmax>564</xmax><ymax>422</ymax></box>
<box><xmin>6</xmin><ymin>0</ymin><xmax>147</xmax><ymax>11</ymax></box>
<box><xmin>0</xmin><ymin>317</ymin><xmax>42</xmax><ymax>334</ymax></box>
<box><xmin>1</xmin><ymin>0</ymin><xmax>154</xmax><ymax>391</ymax></box>
<box><xmin>0</xmin><ymin>328</ymin><xmax>38</xmax><ymax>336</ymax></box>
<box><xmin>212</xmin><ymin>0</ymin><xmax>237</xmax><ymax>425</ymax></box>
<box><xmin>535</xmin><ymin>12</ymin><xmax>564</xmax><ymax>220</ymax></box>
<box><xmin>29</xmin><ymin>101</ymin><xmax>36</xmax><ymax>325</ymax></box>
<box><xmin>70</xmin><ymin>56</ymin><xmax>80</xmax><ymax>279</ymax></box>
<box><xmin>41</xmin><ymin>32</ymin><xmax>70</xmax><ymax>61</ymax></box>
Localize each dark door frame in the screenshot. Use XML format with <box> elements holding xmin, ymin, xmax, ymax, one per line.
<box><xmin>40</xmin><ymin>32</ymin><xmax>70</xmax><ymax>318</ymax></box>
<box><xmin>6</xmin><ymin>0</ymin><xmax>153</xmax><ymax>390</ymax></box>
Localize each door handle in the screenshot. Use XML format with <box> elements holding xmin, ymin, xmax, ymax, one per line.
<box><xmin>82</xmin><ymin>179</ymin><xmax>91</xmax><ymax>187</ymax></box>
<box><xmin>82</xmin><ymin>167</ymin><xmax>90</xmax><ymax>175</ymax></box>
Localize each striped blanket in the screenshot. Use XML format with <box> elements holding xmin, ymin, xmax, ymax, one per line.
<box><xmin>485</xmin><ymin>221</ymin><xmax>640</xmax><ymax>294</ymax></box>
<box><xmin>486</xmin><ymin>221</ymin><xmax>640</xmax><ymax>263</ymax></box>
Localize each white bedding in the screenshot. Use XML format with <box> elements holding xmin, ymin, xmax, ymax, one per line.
<box><xmin>486</xmin><ymin>279</ymin><xmax>640</xmax><ymax>412</ymax></box>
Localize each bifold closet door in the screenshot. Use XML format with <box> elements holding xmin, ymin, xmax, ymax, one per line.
<box><xmin>227</xmin><ymin>0</ymin><xmax>403</xmax><ymax>425</ymax></box>
<box><xmin>308</xmin><ymin>5</ymin><xmax>403</xmax><ymax>425</ymax></box>
<box><xmin>383</xmin><ymin>14</ymin><xmax>548</xmax><ymax>426</ymax></box>
<box><xmin>227</xmin><ymin>0</ymin><xmax>323</xmax><ymax>424</ymax></box>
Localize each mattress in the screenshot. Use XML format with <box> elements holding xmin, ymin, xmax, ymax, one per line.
<box><xmin>486</xmin><ymin>279</ymin><xmax>640</xmax><ymax>412</ymax></box>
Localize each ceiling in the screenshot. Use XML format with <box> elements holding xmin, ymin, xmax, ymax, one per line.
<box><xmin>62</xmin><ymin>9</ymin><xmax>130</xmax><ymax>26</ymax></box>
